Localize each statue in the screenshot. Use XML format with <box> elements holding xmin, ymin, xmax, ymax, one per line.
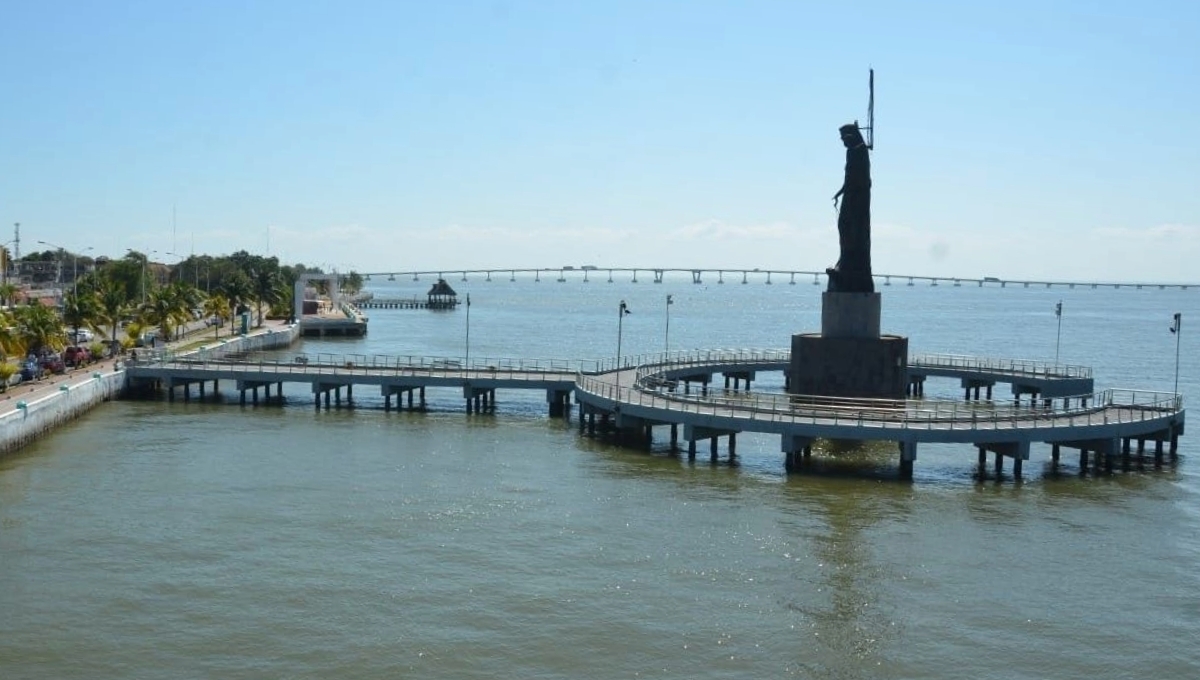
<box><xmin>826</xmin><ymin>123</ymin><xmax>873</xmax><ymax>293</ymax></box>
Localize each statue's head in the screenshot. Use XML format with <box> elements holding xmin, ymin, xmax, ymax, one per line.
<box><xmin>839</xmin><ymin>124</ymin><xmax>865</xmax><ymax>149</ymax></box>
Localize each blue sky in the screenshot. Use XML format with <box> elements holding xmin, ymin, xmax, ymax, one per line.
<box><xmin>1</xmin><ymin>0</ymin><xmax>1197</xmax><ymax>281</ymax></box>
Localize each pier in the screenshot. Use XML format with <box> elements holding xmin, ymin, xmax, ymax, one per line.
<box><xmin>126</xmin><ymin>348</ymin><xmax>1184</xmax><ymax>481</ymax></box>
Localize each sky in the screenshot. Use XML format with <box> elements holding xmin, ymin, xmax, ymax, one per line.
<box><xmin>1</xmin><ymin>0</ymin><xmax>1197</xmax><ymax>282</ymax></box>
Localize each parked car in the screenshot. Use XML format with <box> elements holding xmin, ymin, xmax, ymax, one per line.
<box><xmin>39</xmin><ymin>353</ymin><xmax>66</xmax><ymax>375</ymax></box>
<box><xmin>64</xmin><ymin>346</ymin><xmax>91</xmax><ymax>367</ymax></box>
<box><xmin>20</xmin><ymin>359</ymin><xmax>44</xmax><ymax>382</ymax></box>
<box><xmin>68</xmin><ymin>328</ymin><xmax>95</xmax><ymax>343</ymax></box>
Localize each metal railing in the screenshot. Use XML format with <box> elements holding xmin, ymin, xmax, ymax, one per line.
<box><xmin>575</xmin><ymin>365</ymin><xmax>1181</xmax><ymax>432</ymax></box>
<box><xmin>910</xmin><ymin>353</ymin><xmax>1093</xmax><ymax>379</ymax></box>
<box><xmin>131</xmin><ymin>350</ymin><xmax>589</xmax><ymax>382</ymax></box>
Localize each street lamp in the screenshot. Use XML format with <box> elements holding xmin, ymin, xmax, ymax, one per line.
<box><xmin>615</xmin><ymin>300</ymin><xmax>631</xmax><ymax>398</ymax></box>
<box><xmin>38</xmin><ymin>240</ymin><xmax>92</xmax><ymax>297</ymax></box>
<box><xmin>127</xmin><ymin>249</ymin><xmax>157</xmax><ymax>304</ymax></box>
<box><xmin>464</xmin><ymin>293</ymin><xmax>472</xmax><ymax>370</ymax></box>
<box><xmin>1054</xmin><ymin>300</ymin><xmax>1063</xmax><ymax>365</ymax></box>
<box><xmin>664</xmin><ymin>294</ymin><xmax>674</xmax><ymax>357</ymax></box>
<box><xmin>1170</xmin><ymin>312</ymin><xmax>1182</xmax><ymax>400</ymax></box>
<box><xmin>167</xmin><ymin>251</ymin><xmax>198</xmax><ymax>288</ymax></box>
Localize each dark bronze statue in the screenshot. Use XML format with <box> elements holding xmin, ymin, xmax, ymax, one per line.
<box><xmin>826</xmin><ymin>123</ymin><xmax>873</xmax><ymax>293</ymax></box>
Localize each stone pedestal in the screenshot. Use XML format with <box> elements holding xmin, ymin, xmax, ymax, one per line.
<box><xmin>789</xmin><ymin>292</ymin><xmax>908</xmax><ymax>400</ymax></box>
<box><xmin>821</xmin><ymin>291</ymin><xmax>880</xmax><ymax>338</ymax></box>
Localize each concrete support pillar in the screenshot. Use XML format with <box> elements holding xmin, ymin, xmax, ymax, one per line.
<box><xmin>670</xmin><ymin>424</ymin><xmax>678</xmax><ymax>449</ymax></box>
<box><xmin>385</xmin><ymin>394</ymin><xmax>391</xmax><ymax>410</ymax></box>
<box><xmin>1013</xmin><ymin>457</ymin><xmax>1023</xmax><ymax>479</ymax></box>
<box><xmin>252</xmin><ymin>387</ymin><xmax>259</xmax><ymax>405</ymax></box>
<box><xmin>986</xmin><ymin>385</ymin><xmax>992</xmax><ymax>400</ymax></box>
<box><xmin>993</xmin><ymin>452</ymin><xmax>1003</xmax><ymax>477</ymax></box>
<box><xmin>240</xmin><ymin>390</ymin><xmax>246</xmax><ymax>406</ymax></box>
<box><xmin>200</xmin><ymin>382</ymin><xmax>206</xmax><ymax>398</ymax></box>
<box><xmin>1051</xmin><ymin>444</ymin><xmax>1060</xmax><ymax>465</ymax></box>
<box><xmin>688</xmin><ymin>440</ymin><xmax>697</xmax><ymax>461</ymax></box>
<box><xmin>1080</xmin><ymin>449</ymin><xmax>1089</xmax><ymax>471</ymax></box>
<box><xmin>710</xmin><ymin>437</ymin><xmax>718</xmax><ymax>463</ymax></box>
<box><xmin>183</xmin><ymin>384</ymin><xmax>190</xmax><ymax>402</ymax></box>
<box><xmin>729</xmin><ymin>433</ymin><xmax>737</xmax><ymax>459</ymax></box>
<box><xmin>977</xmin><ymin>446</ymin><xmax>987</xmax><ymax>477</ymax></box>
<box><xmin>420</xmin><ymin>387</ymin><xmax>426</xmax><ymax>409</ymax></box>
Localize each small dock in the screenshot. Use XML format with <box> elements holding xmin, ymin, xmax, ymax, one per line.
<box><xmin>298</xmin><ymin>303</ymin><xmax>368</xmax><ymax>337</ymax></box>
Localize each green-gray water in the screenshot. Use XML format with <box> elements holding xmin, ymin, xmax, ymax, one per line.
<box><xmin>2</xmin><ymin>281</ymin><xmax>1197</xmax><ymax>678</ymax></box>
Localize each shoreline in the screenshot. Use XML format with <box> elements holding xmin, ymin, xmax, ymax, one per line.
<box><xmin>0</xmin><ymin>320</ymin><xmax>299</xmax><ymax>457</ymax></box>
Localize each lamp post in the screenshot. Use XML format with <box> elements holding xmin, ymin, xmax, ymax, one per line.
<box><xmin>664</xmin><ymin>294</ymin><xmax>674</xmax><ymax>357</ymax></box>
<box><xmin>1054</xmin><ymin>300</ymin><xmax>1063</xmax><ymax>365</ymax></box>
<box><xmin>127</xmin><ymin>249</ymin><xmax>157</xmax><ymax>304</ymax></box>
<box><xmin>0</xmin><ymin>239</ymin><xmax>15</xmax><ymax>287</ymax></box>
<box><xmin>615</xmin><ymin>300</ymin><xmax>631</xmax><ymax>398</ymax></box>
<box><xmin>1170</xmin><ymin>312</ymin><xmax>1182</xmax><ymax>400</ymax></box>
<box><xmin>38</xmin><ymin>240</ymin><xmax>92</xmax><ymax>297</ymax></box>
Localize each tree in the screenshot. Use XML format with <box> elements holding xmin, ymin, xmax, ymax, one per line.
<box><xmin>0</xmin><ymin>282</ymin><xmax>18</xmax><ymax>307</ymax></box>
<box><xmin>220</xmin><ymin>271</ymin><xmax>253</xmax><ymax>333</ymax></box>
<box><xmin>0</xmin><ymin>308</ymin><xmax>26</xmax><ymax>360</ymax></box>
<box><xmin>13</xmin><ymin>303</ymin><xmax>66</xmax><ymax>355</ymax></box>
<box><xmin>250</xmin><ymin>267</ymin><xmax>282</xmax><ymax>328</ymax></box>
<box><xmin>93</xmin><ymin>276</ymin><xmax>130</xmax><ymax>355</ymax></box>
<box><xmin>137</xmin><ymin>282</ymin><xmax>196</xmax><ymax>344</ymax></box>
<box><xmin>62</xmin><ymin>289</ymin><xmax>102</xmax><ymax>342</ymax></box>
<box><xmin>202</xmin><ymin>294</ymin><xmax>232</xmax><ymax>340</ymax></box>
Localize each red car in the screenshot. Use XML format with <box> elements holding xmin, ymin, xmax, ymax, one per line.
<box><xmin>64</xmin><ymin>346</ymin><xmax>91</xmax><ymax>368</ymax></box>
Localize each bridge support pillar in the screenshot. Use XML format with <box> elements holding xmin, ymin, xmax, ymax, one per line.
<box><xmin>687</xmin><ymin>439</ymin><xmax>696</xmax><ymax>462</ymax></box>
<box><xmin>782</xmin><ymin>435</ymin><xmax>815</xmax><ymax>473</ymax></box>
<box><xmin>896</xmin><ymin>441</ymin><xmax>916</xmax><ymax>480</ymax></box>
<box><xmin>670</xmin><ymin>424</ymin><xmax>678</xmax><ymax>450</ymax></box>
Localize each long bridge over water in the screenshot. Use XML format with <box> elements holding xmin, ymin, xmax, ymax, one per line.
<box><xmin>127</xmin><ymin>347</ymin><xmax>1184</xmax><ymax>481</ymax></box>
<box><xmin>358</xmin><ymin>267</ymin><xmax>1196</xmax><ymax>291</ymax></box>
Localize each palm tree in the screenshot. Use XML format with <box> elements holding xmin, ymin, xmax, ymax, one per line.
<box><xmin>93</xmin><ymin>278</ymin><xmax>130</xmax><ymax>355</ymax></box>
<box><xmin>202</xmin><ymin>293</ymin><xmax>232</xmax><ymax>340</ymax></box>
<box><xmin>0</xmin><ymin>307</ymin><xmax>26</xmax><ymax>361</ymax></box>
<box><xmin>14</xmin><ymin>303</ymin><xmax>66</xmax><ymax>356</ymax></box>
<box><xmin>137</xmin><ymin>283</ymin><xmax>193</xmax><ymax>345</ymax></box>
<box><xmin>0</xmin><ymin>282</ymin><xmax>18</xmax><ymax>307</ymax></box>
<box><xmin>62</xmin><ymin>289</ymin><xmax>102</xmax><ymax>343</ymax></box>
<box><xmin>250</xmin><ymin>268</ymin><xmax>282</xmax><ymax>328</ymax></box>
<box><xmin>220</xmin><ymin>271</ymin><xmax>252</xmax><ymax>335</ymax></box>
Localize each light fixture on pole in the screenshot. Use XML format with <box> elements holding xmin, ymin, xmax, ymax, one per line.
<box><xmin>664</xmin><ymin>294</ymin><xmax>674</xmax><ymax>357</ymax></box>
<box><xmin>1054</xmin><ymin>300</ymin><xmax>1063</xmax><ymax>365</ymax></box>
<box><xmin>128</xmin><ymin>249</ymin><xmax>156</xmax><ymax>304</ymax></box>
<box><xmin>615</xmin><ymin>300</ymin><xmax>631</xmax><ymax>398</ymax></box>
<box><xmin>464</xmin><ymin>293</ymin><xmax>472</xmax><ymax>371</ymax></box>
<box><xmin>38</xmin><ymin>240</ymin><xmax>92</xmax><ymax>298</ymax></box>
<box><xmin>1170</xmin><ymin>312</ymin><xmax>1182</xmax><ymax>400</ymax></box>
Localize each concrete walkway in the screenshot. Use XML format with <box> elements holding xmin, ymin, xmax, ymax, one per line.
<box><xmin>0</xmin><ymin>319</ymin><xmax>290</xmax><ymax>416</ymax></box>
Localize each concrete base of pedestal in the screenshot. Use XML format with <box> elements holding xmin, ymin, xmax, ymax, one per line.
<box><xmin>789</xmin><ymin>333</ymin><xmax>909</xmax><ymax>400</ymax></box>
<box><xmin>821</xmin><ymin>291</ymin><xmax>881</xmax><ymax>339</ymax></box>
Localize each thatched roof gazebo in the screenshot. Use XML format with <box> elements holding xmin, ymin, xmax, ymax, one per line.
<box><xmin>426</xmin><ymin>278</ymin><xmax>458</xmax><ymax>309</ymax></box>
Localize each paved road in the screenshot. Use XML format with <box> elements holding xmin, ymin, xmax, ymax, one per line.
<box><xmin>0</xmin><ymin>319</ymin><xmax>287</xmax><ymax>415</ymax></box>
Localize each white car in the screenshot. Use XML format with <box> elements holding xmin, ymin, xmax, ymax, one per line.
<box><xmin>68</xmin><ymin>328</ymin><xmax>94</xmax><ymax>343</ymax></box>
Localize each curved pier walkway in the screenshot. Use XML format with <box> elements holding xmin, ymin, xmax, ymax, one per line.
<box><xmin>127</xmin><ymin>348</ymin><xmax>1185</xmax><ymax>480</ymax></box>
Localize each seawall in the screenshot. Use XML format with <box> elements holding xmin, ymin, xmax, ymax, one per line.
<box><xmin>0</xmin><ymin>323</ymin><xmax>301</xmax><ymax>457</ymax></box>
<box><xmin>0</xmin><ymin>369</ymin><xmax>126</xmax><ymax>455</ymax></box>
